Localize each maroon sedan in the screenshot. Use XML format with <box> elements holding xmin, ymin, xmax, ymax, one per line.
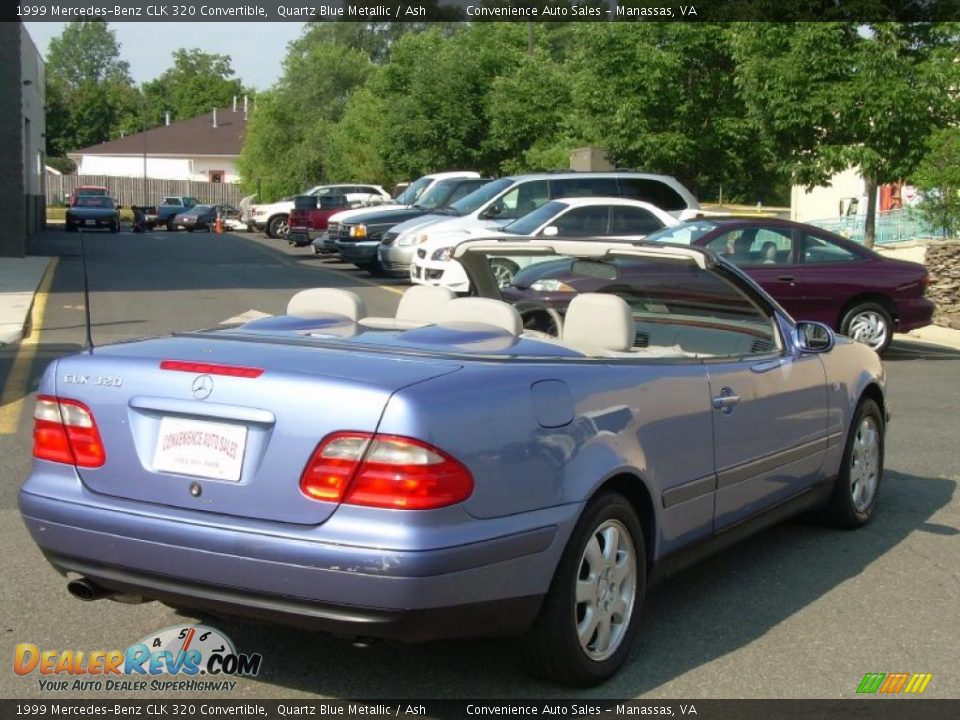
<box><xmin>501</xmin><ymin>218</ymin><xmax>932</xmax><ymax>354</ymax></box>
<box><xmin>632</xmin><ymin>218</ymin><xmax>932</xmax><ymax>353</ymax></box>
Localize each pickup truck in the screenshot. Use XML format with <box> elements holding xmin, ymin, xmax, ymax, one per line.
<box><xmin>250</xmin><ymin>184</ymin><xmax>392</xmax><ymax>239</ymax></box>
<box><xmin>143</xmin><ymin>197</ymin><xmax>200</xmax><ymax>231</ymax></box>
<box><xmin>286</xmin><ymin>195</ymin><xmax>350</xmax><ymax>247</ymax></box>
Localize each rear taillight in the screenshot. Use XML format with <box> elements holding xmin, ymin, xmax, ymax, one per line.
<box><xmin>300</xmin><ymin>432</ymin><xmax>474</xmax><ymax>510</ymax></box>
<box><xmin>33</xmin><ymin>396</ymin><xmax>106</xmax><ymax>468</ymax></box>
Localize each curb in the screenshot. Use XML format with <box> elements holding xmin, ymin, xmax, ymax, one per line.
<box><xmin>0</xmin><ymin>257</ymin><xmax>55</xmax><ymax>346</ymax></box>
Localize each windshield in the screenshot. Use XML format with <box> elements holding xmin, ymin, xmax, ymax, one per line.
<box><xmin>644</xmin><ymin>220</ymin><xmax>720</xmax><ymax>245</ymax></box>
<box><xmin>449</xmin><ymin>177</ymin><xmax>514</xmax><ymax>216</ymax></box>
<box><xmin>413</xmin><ymin>179</ymin><xmax>457</xmax><ymax>210</ymax></box>
<box><xmin>75</xmin><ymin>196</ymin><xmax>115</xmax><ymax>208</ymax></box>
<box><xmin>501</xmin><ymin>201</ymin><xmax>567</xmax><ymax>235</ymax></box>
<box><xmin>395</xmin><ymin>177</ymin><xmax>432</xmax><ymax>205</ymax></box>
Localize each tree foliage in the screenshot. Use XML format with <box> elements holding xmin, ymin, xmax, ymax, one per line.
<box><xmin>142</xmin><ymin>49</ymin><xmax>245</xmax><ymax>126</ymax></box>
<box><xmin>731</xmin><ymin>22</ymin><xmax>960</xmax><ymax>245</ymax></box>
<box><xmin>44</xmin><ymin>21</ymin><xmax>140</xmax><ymax>158</ymax></box>
<box><xmin>562</xmin><ymin>23</ymin><xmax>786</xmax><ymax>202</ymax></box>
<box><xmin>237</xmin><ymin>31</ymin><xmax>374</xmax><ymax>199</ymax></box>
<box><xmin>913</xmin><ymin>127</ymin><xmax>960</xmax><ymax>238</ymax></box>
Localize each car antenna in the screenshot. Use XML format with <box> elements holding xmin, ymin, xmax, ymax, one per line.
<box><xmin>79</xmin><ymin>228</ymin><xmax>95</xmax><ymax>351</ymax></box>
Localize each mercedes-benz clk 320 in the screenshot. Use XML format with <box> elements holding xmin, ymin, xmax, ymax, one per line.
<box><xmin>20</xmin><ymin>239</ymin><xmax>887</xmax><ymax>686</ymax></box>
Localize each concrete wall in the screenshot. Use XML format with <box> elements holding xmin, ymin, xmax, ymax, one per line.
<box><xmin>77</xmin><ymin>154</ymin><xmax>240</xmax><ymax>182</ymax></box>
<box><xmin>790</xmin><ymin>167</ymin><xmax>865</xmax><ymax>223</ymax></box>
<box><xmin>21</xmin><ymin>25</ymin><xmax>46</xmax><ymax>238</ymax></box>
<box><xmin>0</xmin><ymin>23</ymin><xmax>26</xmax><ymax>257</ymax></box>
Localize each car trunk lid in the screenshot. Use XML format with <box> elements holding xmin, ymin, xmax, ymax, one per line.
<box><xmin>55</xmin><ymin>335</ymin><xmax>461</xmax><ymax>525</ymax></box>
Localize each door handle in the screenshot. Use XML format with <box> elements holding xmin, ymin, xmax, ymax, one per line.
<box><xmin>776</xmin><ymin>275</ymin><xmax>795</xmax><ymax>283</ymax></box>
<box><xmin>712</xmin><ymin>387</ymin><xmax>741</xmax><ymax>414</ymax></box>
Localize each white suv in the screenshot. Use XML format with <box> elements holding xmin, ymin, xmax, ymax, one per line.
<box><xmin>402</xmin><ymin>172</ymin><xmax>699</xmax><ymax>290</ymax></box>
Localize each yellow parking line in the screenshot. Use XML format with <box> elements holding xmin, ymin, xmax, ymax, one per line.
<box><xmin>0</xmin><ymin>257</ymin><xmax>59</xmax><ymax>435</ymax></box>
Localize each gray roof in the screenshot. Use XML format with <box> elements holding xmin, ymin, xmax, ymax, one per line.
<box><xmin>71</xmin><ymin>108</ymin><xmax>246</xmax><ymax>157</ymax></box>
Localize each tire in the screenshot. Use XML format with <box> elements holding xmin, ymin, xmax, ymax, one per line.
<box><xmin>267</xmin><ymin>215</ymin><xmax>288</xmax><ymax>240</ymax></box>
<box><xmin>840</xmin><ymin>302</ymin><xmax>893</xmax><ymax>354</ymax></box>
<box><xmin>818</xmin><ymin>398</ymin><xmax>885</xmax><ymax>529</ymax></box>
<box><xmin>166</xmin><ymin>218</ymin><xmax>176</xmax><ymax>232</ymax></box>
<box><xmin>521</xmin><ymin>491</ymin><xmax>645</xmax><ymax>686</ymax></box>
<box><xmin>490</xmin><ymin>258</ymin><xmax>520</xmax><ymax>288</ymax></box>
<box><xmin>110</xmin><ymin>221</ymin><xmax>118</xmax><ymax>233</ymax></box>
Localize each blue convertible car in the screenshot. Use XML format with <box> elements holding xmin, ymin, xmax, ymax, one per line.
<box><xmin>20</xmin><ymin>239</ymin><xmax>887</xmax><ymax>685</ymax></box>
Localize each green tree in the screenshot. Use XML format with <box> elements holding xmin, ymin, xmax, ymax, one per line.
<box><xmin>564</xmin><ymin>23</ymin><xmax>784</xmax><ymax>202</ymax></box>
<box><xmin>44</xmin><ymin>21</ymin><xmax>141</xmax><ymax>159</ymax></box>
<box><xmin>913</xmin><ymin>128</ymin><xmax>960</xmax><ymax>238</ymax></box>
<box><xmin>142</xmin><ymin>49</ymin><xmax>245</xmax><ymax>126</ymax></box>
<box><xmin>238</xmin><ymin>31</ymin><xmax>374</xmax><ymax>199</ymax></box>
<box><xmin>731</xmin><ymin>22</ymin><xmax>960</xmax><ymax>246</ymax></box>
<box><xmin>322</xmin><ymin>83</ymin><xmax>393</xmax><ymax>185</ymax></box>
<box><xmin>487</xmin><ymin>49</ymin><xmax>579</xmax><ymax>174</ymax></box>
<box><xmin>377</xmin><ymin>24</ymin><xmax>529</xmax><ymax>178</ymax></box>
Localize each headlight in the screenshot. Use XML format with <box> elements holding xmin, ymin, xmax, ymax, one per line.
<box><xmin>349</xmin><ymin>224</ymin><xmax>367</xmax><ymax>238</ymax></box>
<box><xmin>395</xmin><ymin>233</ymin><xmax>414</xmax><ymax>246</ymax></box>
<box><xmin>530</xmin><ymin>279</ymin><xmax>576</xmax><ymax>293</ymax></box>
<box><xmin>431</xmin><ymin>247</ymin><xmax>453</xmax><ymax>262</ymax></box>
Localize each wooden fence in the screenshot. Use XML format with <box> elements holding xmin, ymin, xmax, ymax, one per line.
<box><xmin>45</xmin><ymin>174</ymin><xmax>249</xmax><ymax>207</ymax></box>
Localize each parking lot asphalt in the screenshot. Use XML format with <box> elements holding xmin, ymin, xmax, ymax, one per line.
<box><xmin>0</xmin><ymin>228</ymin><xmax>957</xmax><ymax>700</ymax></box>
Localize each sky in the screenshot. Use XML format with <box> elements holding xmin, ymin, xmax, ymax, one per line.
<box><xmin>23</xmin><ymin>22</ymin><xmax>307</xmax><ymax>90</ymax></box>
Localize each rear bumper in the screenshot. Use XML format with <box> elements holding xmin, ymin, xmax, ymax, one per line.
<box><xmin>19</xmin><ymin>477</ymin><xmax>575</xmax><ymax>642</ymax></box>
<box><xmin>42</xmin><ymin>552</ymin><xmax>543</xmax><ymax>643</ymax></box>
<box><xmin>895</xmin><ymin>297</ymin><xmax>935</xmax><ymax>333</ymax></box>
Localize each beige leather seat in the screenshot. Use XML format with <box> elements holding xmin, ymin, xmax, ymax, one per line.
<box><xmin>562</xmin><ymin>293</ymin><xmax>636</xmax><ymax>355</ymax></box>
<box><xmin>287</xmin><ymin>288</ymin><xmax>366</xmax><ymax>321</ymax></box>
<box><xmin>360</xmin><ymin>285</ymin><xmax>456</xmax><ymax>330</ymax></box>
<box><xmin>438</xmin><ymin>297</ymin><xmax>523</xmax><ymax>336</ymax></box>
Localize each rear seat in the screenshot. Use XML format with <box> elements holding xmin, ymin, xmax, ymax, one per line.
<box><xmin>438</xmin><ymin>297</ymin><xmax>523</xmax><ymax>336</ymax></box>
<box><xmin>287</xmin><ymin>288</ymin><xmax>366</xmax><ymax>320</ymax></box>
<box><xmin>359</xmin><ymin>285</ymin><xmax>455</xmax><ymax>330</ymax></box>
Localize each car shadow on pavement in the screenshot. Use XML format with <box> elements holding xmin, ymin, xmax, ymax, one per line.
<box><xmin>0</xmin><ymin>342</ymin><xmax>85</xmax><ymax>408</ymax></box>
<box><xmin>884</xmin><ymin>340</ymin><xmax>960</xmax><ymax>362</ymax></box>
<box><xmin>190</xmin><ymin>469</ymin><xmax>954</xmax><ymax>698</ymax></box>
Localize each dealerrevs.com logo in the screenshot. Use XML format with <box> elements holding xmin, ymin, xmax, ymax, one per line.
<box><xmin>14</xmin><ymin>625</ymin><xmax>263</xmax><ymax>692</ymax></box>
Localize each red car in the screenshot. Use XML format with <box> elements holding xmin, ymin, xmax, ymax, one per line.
<box><xmin>640</xmin><ymin>218</ymin><xmax>933</xmax><ymax>353</ymax></box>
<box><xmin>286</xmin><ymin>194</ymin><xmax>350</xmax><ymax>248</ymax></box>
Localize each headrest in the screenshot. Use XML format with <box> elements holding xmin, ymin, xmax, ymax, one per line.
<box><xmin>562</xmin><ymin>293</ymin><xmax>635</xmax><ymax>353</ymax></box>
<box><xmin>287</xmin><ymin>289</ymin><xmax>366</xmax><ymax>321</ymax></box>
<box><xmin>396</xmin><ymin>285</ymin><xmax>456</xmax><ymax>323</ymax></box>
<box><xmin>438</xmin><ymin>297</ymin><xmax>523</xmax><ymax>336</ymax></box>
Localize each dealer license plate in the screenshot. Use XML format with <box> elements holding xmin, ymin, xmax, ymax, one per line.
<box><xmin>84</xmin><ymin>219</ymin><xmax>95</xmax><ymax>226</ymax></box>
<box><xmin>153</xmin><ymin>417</ymin><xmax>247</xmax><ymax>481</ymax></box>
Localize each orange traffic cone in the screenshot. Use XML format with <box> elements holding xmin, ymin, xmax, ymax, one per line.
<box><xmin>214</xmin><ymin>215</ymin><xmax>224</xmax><ymax>234</ymax></box>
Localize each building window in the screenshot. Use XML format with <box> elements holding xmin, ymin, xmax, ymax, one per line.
<box><xmin>209</xmin><ymin>170</ymin><xmax>224</xmax><ymax>183</ymax></box>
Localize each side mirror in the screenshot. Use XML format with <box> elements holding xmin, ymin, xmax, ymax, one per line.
<box><xmin>541</xmin><ymin>226</ymin><xmax>559</xmax><ymax>237</ymax></box>
<box><xmin>795</xmin><ymin>321</ymin><xmax>835</xmax><ymax>353</ymax></box>
<box><xmin>481</xmin><ymin>205</ymin><xmax>502</xmax><ymax>220</ymax></box>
